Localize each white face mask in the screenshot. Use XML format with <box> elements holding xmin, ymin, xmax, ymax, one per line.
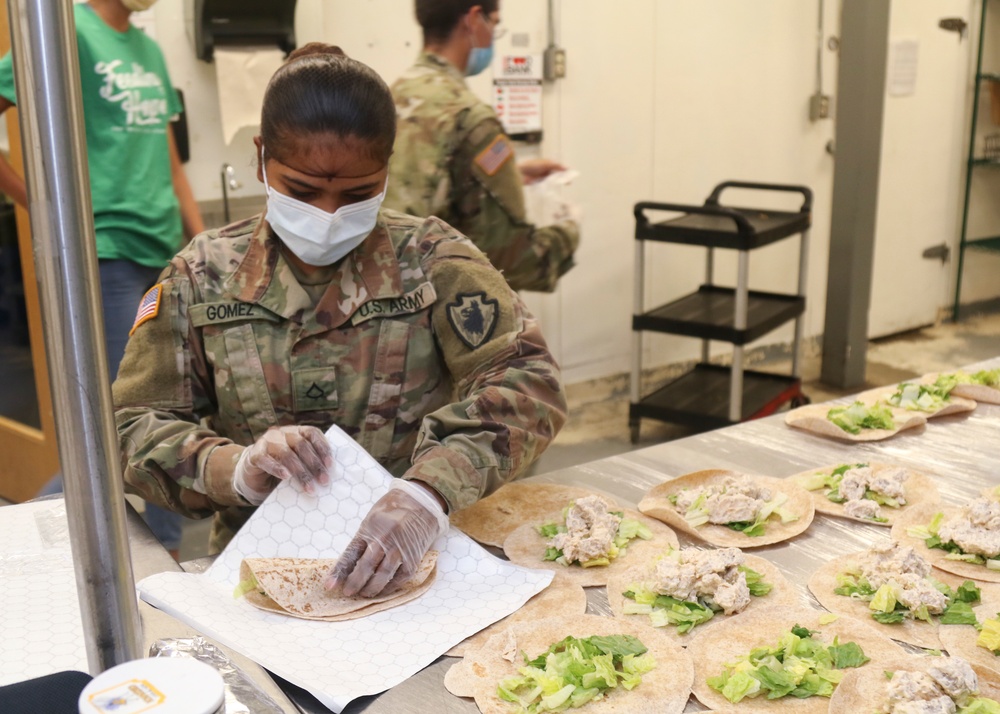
<box><xmin>122</xmin><ymin>0</ymin><xmax>159</xmax><ymax>11</ymax></box>
<box><xmin>261</xmin><ymin>151</ymin><xmax>385</xmax><ymax>267</ymax></box>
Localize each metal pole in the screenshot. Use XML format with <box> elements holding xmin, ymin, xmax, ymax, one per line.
<box><xmin>6</xmin><ymin>0</ymin><xmax>143</xmax><ymax>671</ymax></box>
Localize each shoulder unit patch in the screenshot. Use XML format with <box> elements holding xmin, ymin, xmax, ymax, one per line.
<box><xmin>446</xmin><ymin>292</ymin><xmax>500</xmax><ymax>350</ymax></box>
<box><xmin>129</xmin><ymin>283</ymin><xmax>162</xmax><ymax>336</ymax></box>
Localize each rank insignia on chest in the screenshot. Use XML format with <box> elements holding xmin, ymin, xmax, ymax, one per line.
<box><xmin>129</xmin><ymin>283</ymin><xmax>162</xmax><ymax>336</ymax></box>
<box><xmin>446</xmin><ymin>292</ymin><xmax>499</xmax><ymax>350</ymax></box>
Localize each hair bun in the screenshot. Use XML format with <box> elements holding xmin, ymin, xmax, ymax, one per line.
<box><xmin>287</xmin><ymin>42</ymin><xmax>347</xmax><ymax>63</ymax></box>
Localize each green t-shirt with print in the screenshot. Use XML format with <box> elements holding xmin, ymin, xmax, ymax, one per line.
<box><xmin>0</xmin><ymin>3</ymin><xmax>183</xmax><ymax>268</ymax></box>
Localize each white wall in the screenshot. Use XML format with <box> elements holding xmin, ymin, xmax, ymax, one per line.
<box><xmin>149</xmin><ymin>0</ymin><xmax>995</xmax><ymax>386</ymax></box>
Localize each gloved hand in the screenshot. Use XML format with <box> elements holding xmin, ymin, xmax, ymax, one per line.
<box><xmin>232</xmin><ymin>425</ymin><xmax>333</xmax><ymax>505</ymax></box>
<box><xmin>325</xmin><ymin>479</ymin><xmax>449</xmax><ymax>598</ymax></box>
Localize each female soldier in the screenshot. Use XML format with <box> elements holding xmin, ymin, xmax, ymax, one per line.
<box><xmin>112</xmin><ymin>44</ymin><xmax>567</xmax><ymax>598</ymax></box>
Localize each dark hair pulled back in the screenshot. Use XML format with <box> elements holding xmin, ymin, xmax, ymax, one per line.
<box><xmin>260</xmin><ymin>43</ymin><xmax>396</xmax><ymax>164</ymax></box>
<box><xmin>416</xmin><ymin>0</ymin><xmax>499</xmax><ymax>44</ymax></box>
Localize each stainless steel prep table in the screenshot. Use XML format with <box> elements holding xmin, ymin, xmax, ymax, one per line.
<box><xmin>323</xmin><ymin>360</ymin><xmax>999</xmax><ymax>714</ymax></box>
<box><xmin>146</xmin><ymin>359</ymin><xmax>1000</xmax><ymax>713</ymax></box>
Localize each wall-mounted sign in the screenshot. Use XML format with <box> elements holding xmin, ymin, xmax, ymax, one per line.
<box><xmin>493</xmin><ymin>54</ymin><xmax>543</xmax><ymax>137</ymax></box>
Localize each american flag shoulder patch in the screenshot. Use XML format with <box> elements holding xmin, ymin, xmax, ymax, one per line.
<box><xmin>474</xmin><ymin>135</ymin><xmax>514</xmax><ymax>177</ymax></box>
<box><xmin>129</xmin><ymin>283</ymin><xmax>162</xmax><ymax>336</ymax></box>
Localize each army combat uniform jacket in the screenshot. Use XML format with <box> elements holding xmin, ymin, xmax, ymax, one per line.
<box><xmin>113</xmin><ymin>209</ymin><xmax>568</xmax><ymax>549</ymax></box>
<box><xmin>385</xmin><ymin>52</ymin><xmax>578</xmax><ymax>293</ymax></box>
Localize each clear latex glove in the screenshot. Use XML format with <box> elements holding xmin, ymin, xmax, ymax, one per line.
<box><xmin>232</xmin><ymin>425</ymin><xmax>333</xmax><ymax>505</ymax></box>
<box><xmin>325</xmin><ymin>479</ymin><xmax>449</xmax><ymax>598</ymax></box>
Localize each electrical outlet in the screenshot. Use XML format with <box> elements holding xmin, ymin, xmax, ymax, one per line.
<box><xmin>544</xmin><ymin>46</ymin><xmax>566</xmax><ymax>80</ymax></box>
<box><xmin>809</xmin><ymin>92</ymin><xmax>831</xmax><ymax>121</ymax></box>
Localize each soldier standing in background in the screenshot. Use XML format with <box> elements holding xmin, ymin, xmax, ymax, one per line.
<box><xmin>113</xmin><ymin>44</ymin><xmax>567</xmax><ymax>597</ymax></box>
<box><xmin>384</xmin><ymin>0</ymin><xmax>580</xmax><ymax>293</ymax></box>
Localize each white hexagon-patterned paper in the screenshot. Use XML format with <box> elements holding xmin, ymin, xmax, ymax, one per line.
<box><xmin>137</xmin><ymin>426</ymin><xmax>552</xmax><ymax>713</ymax></box>
<box><xmin>0</xmin><ymin>500</ymin><xmax>89</xmax><ymax>685</ymax></box>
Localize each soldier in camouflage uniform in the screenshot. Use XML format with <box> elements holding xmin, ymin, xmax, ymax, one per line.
<box><xmin>113</xmin><ymin>44</ymin><xmax>567</xmax><ymax>597</ymax></box>
<box><xmin>384</xmin><ymin>0</ymin><xmax>579</xmax><ymax>293</ymax></box>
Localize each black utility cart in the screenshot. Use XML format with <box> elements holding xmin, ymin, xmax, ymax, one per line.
<box><xmin>629</xmin><ymin>181</ymin><xmax>812</xmax><ymax>443</ymax></box>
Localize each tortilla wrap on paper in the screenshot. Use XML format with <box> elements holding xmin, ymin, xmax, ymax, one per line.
<box><xmin>858</xmin><ymin>385</ymin><xmax>978</xmax><ymax>419</ymax></box>
<box><xmin>239</xmin><ymin>551</ymin><xmax>438</xmax><ymax>621</ymax></box>
<box><xmin>606</xmin><ymin>551</ymin><xmax>800</xmax><ymax>646</ymax></box>
<box><xmin>450</xmin><ymin>483</ymin><xmax>616</xmax><ymax>548</ymax></box>
<box><xmin>828</xmin><ymin>655</ymin><xmax>1000</xmax><ymax>713</ymax></box>
<box><xmin>790</xmin><ymin>462</ymin><xmax>940</xmax><ymax>527</ymax></box>
<box><xmin>446</xmin><ymin>613</ymin><xmax>694</xmax><ymax>714</ymax></box>
<box><xmin>687</xmin><ymin>606</ymin><xmax>901</xmax><ymax>713</ymax></box>
<box><xmin>893</xmin><ymin>502</ymin><xmax>1000</xmax><ymax>584</ymax></box>
<box><xmin>808</xmin><ymin>549</ymin><xmax>1000</xmax><ymax>649</ymax></box>
<box><xmin>445</xmin><ymin>574</ymin><xmax>588</xmax><ymax>657</ymax></box>
<box><xmin>637</xmin><ymin>470</ymin><xmax>815</xmax><ymax>548</ymax></box>
<box><xmin>784</xmin><ymin>403</ymin><xmax>926</xmax><ymax>442</ymax></box>
<box><xmin>939</xmin><ymin>602</ymin><xmax>1000</xmax><ymax>677</ymax></box>
<box><xmin>502</xmin><ymin>509</ymin><xmax>678</xmax><ymax>587</ymax></box>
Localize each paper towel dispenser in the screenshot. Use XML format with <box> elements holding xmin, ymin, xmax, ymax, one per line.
<box><xmin>186</xmin><ymin>0</ymin><xmax>297</xmax><ymax>62</ymax></box>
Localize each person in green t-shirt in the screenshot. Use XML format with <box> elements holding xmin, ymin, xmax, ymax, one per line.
<box><xmin>0</xmin><ymin>0</ymin><xmax>204</xmax><ymax>560</ymax></box>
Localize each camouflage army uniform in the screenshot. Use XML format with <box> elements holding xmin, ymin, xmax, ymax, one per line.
<box><xmin>385</xmin><ymin>52</ymin><xmax>578</xmax><ymax>293</ymax></box>
<box><xmin>113</xmin><ymin>209</ymin><xmax>567</xmax><ymax>551</ymax></box>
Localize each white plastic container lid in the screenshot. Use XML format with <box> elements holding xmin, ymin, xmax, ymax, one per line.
<box><xmin>78</xmin><ymin>657</ymin><xmax>225</xmax><ymax>714</ymax></box>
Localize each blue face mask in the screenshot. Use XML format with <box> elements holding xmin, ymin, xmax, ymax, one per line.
<box><xmin>465</xmin><ymin>43</ymin><xmax>493</xmax><ymax>76</ymax></box>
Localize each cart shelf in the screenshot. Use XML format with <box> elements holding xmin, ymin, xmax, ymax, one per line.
<box><xmin>636</xmin><ymin>206</ymin><xmax>810</xmax><ymax>250</ymax></box>
<box><xmin>629</xmin><ymin>181</ymin><xmax>812</xmax><ymax>442</ymax></box>
<box><xmin>629</xmin><ymin>364</ymin><xmax>803</xmax><ymax>432</ymax></box>
<box><xmin>632</xmin><ymin>285</ymin><xmax>805</xmax><ymax>344</ymax></box>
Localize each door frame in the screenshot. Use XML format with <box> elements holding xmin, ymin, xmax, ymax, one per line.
<box><xmin>0</xmin><ymin>0</ymin><xmax>60</xmax><ymax>501</ymax></box>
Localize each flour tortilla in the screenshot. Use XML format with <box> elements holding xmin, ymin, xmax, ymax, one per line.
<box><xmin>637</xmin><ymin>470</ymin><xmax>815</xmax><ymax>548</ymax></box>
<box><xmin>446</xmin><ymin>575</ymin><xmax>588</xmax><ymax>657</ymax></box>
<box><xmin>790</xmin><ymin>462</ymin><xmax>940</xmax><ymax>527</ymax></box>
<box><xmin>828</xmin><ymin>655</ymin><xmax>1000</xmax><ymax>713</ymax></box>
<box><xmin>893</xmin><ymin>502</ymin><xmax>1000</xmax><ymax>583</ymax></box>
<box><xmin>240</xmin><ymin>551</ymin><xmax>437</xmax><ymax>621</ymax></box>
<box><xmin>785</xmin><ymin>403</ymin><xmax>926</xmax><ymax>442</ymax></box>
<box><xmin>450</xmin><ymin>483</ymin><xmax>616</xmax><ymax>548</ymax></box>
<box><xmin>450</xmin><ymin>613</ymin><xmax>694</xmax><ymax>714</ymax></box>
<box><xmin>807</xmin><ymin>549</ymin><xmax>1000</xmax><ymax>649</ymax></box>
<box><xmin>939</xmin><ymin>602</ymin><xmax>1000</xmax><ymax>676</ymax></box>
<box><xmin>606</xmin><ymin>551</ymin><xmax>800</xmax><ymax>646</ymax></box>
<box><xmin>688</xmin><ymin>607</ymin><xmax>901</xmax><ymax>712</ymax></box>
<box><xmin>502</xmin><ymin>509</ymin><xmax>678</xmax><ymax>587</ymax></box>
<box><xmin>858</xmin><ymin>385</ymin><xmax>978</xmax><ymax>419</ymax></box>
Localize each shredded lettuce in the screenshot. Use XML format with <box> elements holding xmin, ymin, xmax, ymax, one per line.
<box><xmin>834</xmin><ymin>567</ymin><xmax>980</xmax><ymax>627</ymax></box>
<box><xmin>497</xmin><ymin>634</ymin><xmax>656</xmax><ymax>713</ymax></box>
<box><xmin>233</xmin><ymin>575</ymin><xmax>258</xmax><ymax>599</ymax></box>
<box><xmin>707</xmin><ymin>625</ymin><xmax>869</xmax><ymax>703</ymax></box>
<box><xmin>826</xmin><ymin>401</ymin><xmax>896</xmax><ymax>435</ymax></box>
<box><xmin>887</xmin><ymin>383</ymin><xmax>951</xmax><ymax>412</ymax></box>
<box><xmin>962</xmin><ymin>698</ymin><xmax>1000</xmax><ymax>714</ymax></box>
<box><xmin>978</xmin><ymin>615</ymin><xmax>1000</xmax><ymax>654</ymax></box>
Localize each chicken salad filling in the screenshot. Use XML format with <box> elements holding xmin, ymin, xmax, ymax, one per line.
<box><xmin>538</xmin><ymin>495</ymin><xmax>652</xmax><ymax>568</ymax></box>
<box><xmin>798</xmin><ymin>463</ymin><xmax>909</xmax><ymax>523</ymax></box>
<box><xmin>909</xmin><ymin>498</ymin><xmax>1000</xmax><ymax>569</ymax></box>
<box><xmin>879</xmin><ymin>657</ymin><xmax>999</xmax><ymax>714</ymax></box>
<box><xmin>669</xmin><ymin>475</ymin><xmax>798</xmax><ymax>537</ymax></box>
<box><xmin>833</xmin><ymin>542</ymin><xmax>980</xmax><ymax>626</ymax></box>
<box><xmin>622</xmin><ymin>547</ymin><xmax>771</xmax><ymax>633</ymax></box>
